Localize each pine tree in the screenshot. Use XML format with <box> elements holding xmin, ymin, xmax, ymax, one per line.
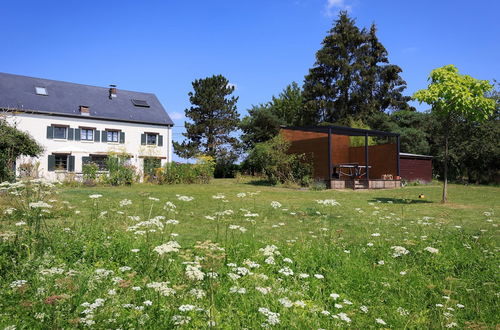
<box><xmin>174</xmin><ymin>75</ymin><xmax>240</xmax><ymax>162</ymax></box>
<box><xmin>303</xmin><ymin>12</ymin><xmax>365</xmax><ymax>124</ymax></box>
<box><xmin>302</xmin><ymin>12</ymin><xmax>411</xmax><ymax>124</ymax></box>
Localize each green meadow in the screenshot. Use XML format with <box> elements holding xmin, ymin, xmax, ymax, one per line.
<box><xmin>0</xmin><ymin>179</ymin><xmax>498</xmax><ymax>329</ymax></box>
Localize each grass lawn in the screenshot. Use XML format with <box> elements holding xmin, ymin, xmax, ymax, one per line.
<box><xmin>0</xmin><ymin>179</ymin><xmax>498</xmax><ymax>329</ymax></box>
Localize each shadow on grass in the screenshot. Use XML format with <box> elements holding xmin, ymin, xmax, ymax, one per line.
<box><xmin>369</xmin><ymin>197</ymin><xmax>433</xmax><ymax>204</ymax></box>
<box><xmin>244</xmin><ymin>179</ymin><xmax>275</xmax><ymax>186</ymax></box>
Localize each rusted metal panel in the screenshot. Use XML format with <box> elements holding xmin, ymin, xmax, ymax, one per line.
<box><xmin>399</xmin><ymin>157</ymin><xmax>432</xmax><ymax>182</ymax></box>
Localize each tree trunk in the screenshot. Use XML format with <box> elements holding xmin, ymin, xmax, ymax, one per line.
<box><xmin>442</xmin><ymin>134</ymin><xmax>449</xmax><ymax>203</ymax></box>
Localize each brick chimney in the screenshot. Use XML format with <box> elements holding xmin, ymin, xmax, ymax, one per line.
<box><xmin>80</xmin><ymin>105</ymin><xmax>90</xmax><ymax>116</ymax></box>
<box><xmin>109</xmin><ymin>84</ymin><xmax>117</xmax><ymax>99</ymax></box>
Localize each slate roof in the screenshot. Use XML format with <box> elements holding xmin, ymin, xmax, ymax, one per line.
<box><xmin>0</xmin><ymin>72</ymin><xmax>173</xmax><ymax>126</ymax></box>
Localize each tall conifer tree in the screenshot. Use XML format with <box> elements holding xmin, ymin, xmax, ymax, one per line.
<box><xmin>302</xmin><ymin>12</ymin><xmax>411</xmax><ymax>124</ymax></box>
<box><xmin>174</xmin><ymin>74</ymin><xmax>240</xmax><ymax>162</ymax></box>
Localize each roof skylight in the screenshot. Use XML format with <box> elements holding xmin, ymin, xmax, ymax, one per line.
<box><xmin>35</xmin><ymin>86</ymin><xmax>48</xmax><ymax>95</ymax></box>
<box><xmin>131</xmin><ymin>99</ymin><xmax>150</xmax><ymax>107</ymax></box>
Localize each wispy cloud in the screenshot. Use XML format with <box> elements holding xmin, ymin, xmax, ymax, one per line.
<box><xmin>169</xmin><ymin>112</ymin><xmax>185</xmax><ymax>120</ymax></box>
<box><xmin>324</xmin><ymin>0</ymin><xmax>351</xmax><ymax>16</ymax></box>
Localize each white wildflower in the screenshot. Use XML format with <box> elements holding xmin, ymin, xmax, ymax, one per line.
<box><xmin>278</xmin><ymin>267</ymin><xmax>294</xmax><ymax>276</ymax></box>
<box><xmin>391</xmin><ymin>246</ymin><xmax>410</xmax><ymax>257</ymax></box>
<box><xmin>119</xmin><ymin>199</ymin><xmax>132</xmax><ymax>207</ymax></box>
<box><xmin>154</xmin><ymin>241</ymin><xmax>181</xmax><ymax>255</ymax></box>
<box><xmin>271</xmin><ymin>201</ymin><xmax>282</xmax><ymax>209</ymax></box>
<box><xmin>424</xmin><ymin>246</ymin><xmax>439</xmax><ymax>254</ymax></box>
<box><xmin>330</xmin><ymin>293</ymin><xmax>340</xmax><ymax>300</ymax></box>
<box><xmin>185</xmin><ymin>264</ymin><xmax>205</xmax><ymax>281</ymax></box>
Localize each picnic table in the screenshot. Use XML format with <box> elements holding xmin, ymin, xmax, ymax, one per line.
<box><xmin>333</xmin><ymin>163</ymin><xmax>372</xmax><ymax>179</ymax></box>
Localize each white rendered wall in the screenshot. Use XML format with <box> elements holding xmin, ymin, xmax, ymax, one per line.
<box><xmin>7</xmin><ymin>112</ymin><xmax>172</xmax><ymax>181</ymax></box>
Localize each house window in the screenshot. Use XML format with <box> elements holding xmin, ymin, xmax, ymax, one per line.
<box><xmin>91</xmin><ymin>155</ymin><xmax>108</xmax><ymax>171</ymax></box>
<box><xmin>146</xmin><ymin>133</ymin><xmax>158</xmax><ymax>145</ymax></box>
<box><xmin>107</xmin><ymin>130</ymin><xmax>119</xmax><ymax>143</ymax></box>
<box><xmin>54</xmin><ymin>154</ymin><xmax>68</xmax><ymax>170</ymax></box>
<box><xmin>53</xmin><ymin>126</ymin><xmax>67</xmax><ymax>139</ymax></box>
<box><xmin>81</xmin><ymin>128</ymin><xmax>94</xmax><ymax>141</ymax></box>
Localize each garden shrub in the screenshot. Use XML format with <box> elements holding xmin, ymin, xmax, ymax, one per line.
<box><xmin>82</xmin><ymin>162</ymin><xmax>99</xmax><ymax>185</ymax></box>
<box><xmin>105</xmin><ymin>154</ymin><xmax>137</xmax><ymax>186</ymax></box>
<box><xmin>158</xmin><ymin>155</ymin><xmax>215</xmax><ymax>184</ymax></box>
<box><xmin>244</xmin><ymin>134</ymin><xmax>312</xmax><ymax>186</ymax></box>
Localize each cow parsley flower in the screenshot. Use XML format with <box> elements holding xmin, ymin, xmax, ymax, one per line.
<box><xmin>337</xmin><ymin>312</ymin><xmax>351</xmax><ymax>323</ymax></box>
<box><xmin>10</xmin><ymin>280</ymin><xmax>27</xmax><ymax>288</ymax></box>
<box><xmin>154</xmin><ymin>241</ymin><xmax>181</xmax><ymax>255</ymax></box>
<box><xmin>316</xmin><ymin>199</ymin><xmax>340</xmax><ymax>206</ymax></box>
<box><xmin>424</xmin><ymin>246</ymin><xmax>439</xmax><ymax>254</ymax></box>
<box><xmin>179</xmin><ymin>304</ymin><xmax>196</xmax><ymax>312</ymax></box>
<box><xmin>189</xmin><ymin>289</ymin><xmax>206</xmax><ymax>299</ymax></box>
<box><xmin>278</xmin><ymin>297</ymin><xmax>293</xmax><ymax>308</ymax></box>
<box><xmin>119</xmin><ymin>199</ymin><xmax>132</xmax><ymax>207</ymax></box>
<box><xmin>212</xmin><ymin>194</ymin><xmax>225</xmax><ymax>199</ymax></box>
<box><xmin>256</xmin><ymin>287</ymin><xmax>272</xmax><ymax>294</ymax></box>
<box><xmin>330</xmin><ymin>293</ymin><xmax>340</xmax><ymax>300</ymax></box>
<box><xmin>258</xmin><ymin>307</ymin><xmax>280</xmax><ymax>325</ymax></box>
<box><xmin>278</xmin><ymin>267</ymin><xmax>294</xmax><ymax>276</ymax></box>
<box><xmin>376</xmin><ymin>318</ymin><xmax>387</xmax><ymax>325</ymax></box>
<box><xmin>391</xmin><ymin>246</ymin><xmax>410</xmax><ymax>257</ymax></box>
<box><xmin>185</xmin><ymin>264</ymin><xmax>205</xmax><ymax>281</ymax></box>
<box><xmin>29</xmin><ymin>201</ymin><xmax>52</xmax><ymax>208</ymax></box>
<box><xmin>176</xmin><ymin>195</ymin><xmax>194</xmax><ymax>202</ymax></box>
<box><xmin>271</xmin><ymin>201</ymin><xmax>282</xmax><ymax>209</ymax></box>
<box><xmin>89</xmin><ymin>194</ymin><xmax>102</xmax><ymax>199</ymax></box>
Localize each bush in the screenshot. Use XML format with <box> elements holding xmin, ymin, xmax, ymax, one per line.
<box><xmin>158</xmin><ymin>155</ymin><xmax>215</xmax><ymax>184</ymax></box>
<box><xmin>105</xmin><ymin>155</ymin><xmax>137</xmax><ymax>186</ymax></box>
<box><xmin>244</xmin><ymin>134</ymin><xmax>312</xmax><ymax>186</ymax></box>
<box><xmin>82</xmin><ymin>163</ymin><xmax>99</xmax><ymax>185</ymax></box>
<box><xmin>0</xmin><ymin>117</ymin><xmax>43</xmax><ymax>182</ymax></box>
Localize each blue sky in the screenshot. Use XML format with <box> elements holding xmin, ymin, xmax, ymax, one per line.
<box><xmin>1</xmin><ymin>0</ymin><xmax>498</xmax><ymax>159</ymax></box>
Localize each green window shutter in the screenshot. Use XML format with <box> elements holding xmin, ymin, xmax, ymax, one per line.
<box><xmin>75</xmin><ymin>129</ymin><xmax>81</xmax><ymax>141</ymax></box>
<box><xmin>68</xmin><ymin>128</ymin><xmax>75</xmax><ymax>140</ymax></box>
<box><xmin>141</xmin><ymin>133</ymin><xmax>146</xmax><ymax>145</ymax></box>
<box><xmin>120</xmin><ymin>132</ymin><xmax>125</xmax><ymax>144</ymax></box>
<box><xmin>48</xmin><ymin>155</ymin><xmax>55</xmax><ymax>171</ymax></box>
<box><xmin>68</xmin><ymin>155</ymin><xmax>75</xmax><ymax>172</ymax></box>
<box><xmin>94</xmin><ymin>130</ymin><xmax>100</xmax><ymax>142</ymax></box>
<box><xmin>82</xmin><ymin>156</ymin><xmax>90</xmax><ymax>165</ymax></box>
<box><xmin>102</xmin><ymin>131</ymin><xmax>107</xmax><ymax>142</ymax></box>
<box><xmin>158</xmin><ymin>135</ymin><xmax>163</xmax><ymax>147</ymax></box>
<box><xmin>46</xmin><ymin>126</ymin><xmax>54</xmax><ymax>139</ymax></box>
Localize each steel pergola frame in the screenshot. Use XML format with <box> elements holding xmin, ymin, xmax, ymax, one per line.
<box><xmin>283</xmin><ymin>125</ymin><xmax>401</xmax><ymax>186</ymax></box>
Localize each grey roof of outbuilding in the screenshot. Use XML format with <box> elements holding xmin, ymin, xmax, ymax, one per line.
<box><xmin>0</xmin><ymin>72</ymin><xmax>173</xmax><ymax>126</ymax></box>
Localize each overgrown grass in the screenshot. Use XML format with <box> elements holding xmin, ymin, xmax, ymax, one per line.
<box><xmin>0</xmin><ymin>180</ymin><xmax>498</xmax><ymax>328</ymax></box>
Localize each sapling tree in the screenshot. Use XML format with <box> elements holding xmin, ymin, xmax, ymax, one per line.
<box><xmin>413</xmin><ymin>65</ymin><xmax>495</xmax><ymax>202</ymax></box>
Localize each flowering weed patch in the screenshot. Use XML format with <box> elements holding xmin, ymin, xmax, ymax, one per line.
<box><xmin>0</xmin><ymin>180</ymin><xmax>498</xmax><ymax>328</ymax></box>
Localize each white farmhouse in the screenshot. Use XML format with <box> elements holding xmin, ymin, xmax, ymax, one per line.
<box><xmin>0</xmin><ymin>72</ymin><xmax>174</xmax><ymax>181</ymax></box>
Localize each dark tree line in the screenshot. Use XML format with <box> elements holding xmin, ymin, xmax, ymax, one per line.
<box><xmin>175</xmin><ymin>12</ymin><xmax>499</xmax><ymax>184</ymax></box>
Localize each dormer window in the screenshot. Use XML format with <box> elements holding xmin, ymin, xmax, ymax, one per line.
<box><xmin>35</xmin><ymin>86</ymin><xmax>48</xmax><ymax>95</ymax></box>
<box><xmin>131</xmin><ymin>99</ymin><xmax>150</xmax><ymax>107</ymax></box>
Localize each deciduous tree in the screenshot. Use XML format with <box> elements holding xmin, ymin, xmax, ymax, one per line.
<box><xmin>413</xmin><ymin>65</ymin><xmax>495</xmax><ymax>202</ymax></box>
